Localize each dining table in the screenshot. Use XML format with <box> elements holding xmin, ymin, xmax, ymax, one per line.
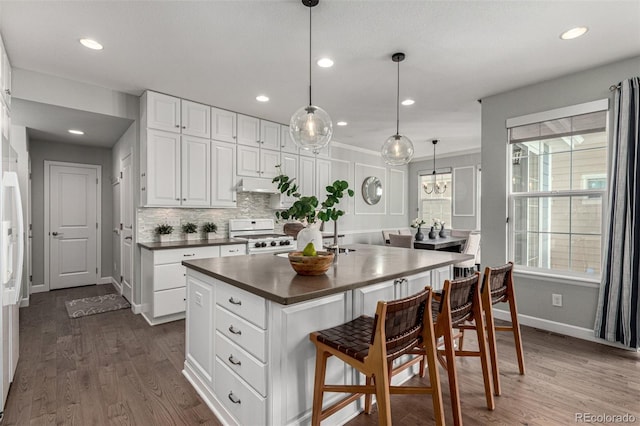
<box><xmin>414</xmin><ymin>236</ymin><xmax>467</xmax><ymax>252</ymax></box>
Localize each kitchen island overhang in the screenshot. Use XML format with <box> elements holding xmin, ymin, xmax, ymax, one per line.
<box><xmin>182</xmin><ymin>244</ymin><xmax>473</xmax><ymax>426</ymax></box>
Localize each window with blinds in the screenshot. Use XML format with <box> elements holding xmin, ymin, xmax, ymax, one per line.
<box><xmin>508</xmin><ymin>106</ymin><xmax>607</xmax><ymax>278</ymax></box>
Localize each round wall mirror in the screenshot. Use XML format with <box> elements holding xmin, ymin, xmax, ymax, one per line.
<box><xmin>362</xmin><ymin>176</ymin><xmax>383</xmax><ymax>205</ymax></box>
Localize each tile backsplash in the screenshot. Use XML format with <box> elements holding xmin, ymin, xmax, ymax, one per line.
<box><xmin>137</xmin><ymin>193</ymin><xmax>283</xmax><ymax>242</ymax></box>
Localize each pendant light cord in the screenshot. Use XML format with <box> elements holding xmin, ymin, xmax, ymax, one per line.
<box><xmin>308</xmin><ymin>5</ymin><xmax>313</xmax><ymax>106</ymax></box>
<box><xmin>396</xmin><ymin>59</ymin><xmax>400</xmax><ymax>135</ymax></box>
<box><xmin>433</xmin><ymin>142</ymin><xmax>437</xmax><ymax>175</ymax></box>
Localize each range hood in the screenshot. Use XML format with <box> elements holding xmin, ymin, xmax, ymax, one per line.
<box><xmin>237</xmin><ymin>177</ymin><xmax>279</xmax><ymax>194</ymax></box>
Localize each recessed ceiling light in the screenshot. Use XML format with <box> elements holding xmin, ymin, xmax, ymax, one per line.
<box><xmin>256</xmin><ymin>95</ymin><xmax>269</xmax><ymax>102</ymax></box>
<box><xmin>336</xmin><ymin>121</ymin><xmax>348</xmax><ymax>126</ymax></box>
<box><xmin>68</xmin><ymin>129</ymin><xmax>84</xmax><ymax>135</ymax></box>
<box><xmin>317</xmin><ymin>58</ymin><xmax>334</xmax><ymax>68</ymax></box>
<box><xmin>79</xmin><ymin>38</ymin><xmax>103</xmax><ymax>50</ymax></box>
<box><xmin>401</xmin><ymin>99</ymin><xmax>415</xmax><ymax>106</ymax></box>
<box><xmin>560</xmin><ymin>27</ymin><xmax>588</xmax><ymax>40</ymax></box>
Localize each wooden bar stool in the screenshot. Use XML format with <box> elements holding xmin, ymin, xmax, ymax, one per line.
<box><xmin>309</xmin><ymin>287</ymin><xmax>444</xmax><ymax>426</ymax></box>
<box><xmin>428</xmin><ymin>273</ymin><xmax>494</xmax><ymax>426</ymax></box>
<box><xmin>481</xmin><ymin>262</ymin><xmax>525</xmax><ymax>396</ymax></box>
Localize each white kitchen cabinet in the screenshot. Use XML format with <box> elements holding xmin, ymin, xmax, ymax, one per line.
<box><xmin>181</xmin><ymin>136</ymin><xmax>210</xmax><ymax>206</ymax></box>
<box><xmin>237</xmin><ymin>145</ymin><xmax>280</xmax><ymax>178</ymax></box>
<box><xmin>1</xmin><ymin>48</ymin><xmax>11</xmax><ymax>108</ymax></box>
<box><xmin>280</xmin><ymin>125</ymin><xmax>298</xmax><ymax>154</ymax></box>
<box><xmin>186</xmin><ymin>274</ymin><xmax>215</xmax><ymax>384</ymax></box>
<box><xmin>142</xmin><ymin>244</ymin><xmax>246</xmax><ymax>326</ymax></box>
<box><xmin>298</xmin><ymin>155</ymin><xmax>315</xmax><ymax>198</ymax></box>
<box><xmin>211</xmin><ymin>107</ymin><xmax>237</xmax><ymax>143</ymax></box>
<box><xmin>145</xmin><ymin>91</ymin><xmax>181</xmax><ymax>133</ymax></box>
<box><xmin>260</xmin><ymin>120</ymin><xmax>281</xmax><ymax>150</ymax></box>
<box><xmin>181</xmin><ymin>100</ymin><xmax>211</xmax><ymax>139</ymax></box>
<box><xmin>144</xmin><ymin>129</ymin><xmax>181</xmax><ymax>206</ymax></box>
<box><xmin>211</xmin><ymin>140</ymin><xmax>237</xmax><ymax>208</ymax></box>
<box><xmin>270</xmin><ymin>152</ymin><xmax>298</xmax><ymax>209</ymax></box>
<box><xmin>236</xmin><ymin>114</ymin><xmax>260</xmax><ymax>146</ymax></box>
<box><xmin>315</xmin><ymin>158</ymin><xmax>332</xmax><ymax>197</ymax></box>
<box><xmin>142</xmin><ymin>130</ymin><xmax>210</xmax><ymax>207</ymax></box>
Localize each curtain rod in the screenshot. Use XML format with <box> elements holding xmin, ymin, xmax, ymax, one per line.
<box><xmin>609</xmin><ymin>84</ymin><xmax>621</xmax><ymax>92</ymax></box>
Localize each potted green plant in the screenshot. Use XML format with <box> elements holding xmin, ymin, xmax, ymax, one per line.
<box><xmin>202</xmin><ymin>222</ymin><xmax>218</xmax><ymax>240</ymax></box>
<box><xmin>155</xmin><ymin>223</ymin><xmax>173</xmax><ymax>243</ymax></box>
<box><xmin>182</xmin><ymin>222</ymin><xmax>199</xmax><ymax>241</ymax></box>
<box><xmin>272</xmin><ymin>165</ymin><xmax>354</xmax><ymax>252</ymax></box>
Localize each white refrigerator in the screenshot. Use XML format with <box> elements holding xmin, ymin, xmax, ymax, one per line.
<box><xmin>0</xmin><ymin>142</ymin><xmax>23</xmax><ymax>416</ymax></box>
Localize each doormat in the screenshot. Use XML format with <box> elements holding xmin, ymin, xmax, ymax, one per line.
<box><xmin>65</xmin><ymin>294</ymin><xmax>130</xmax><ymax>318</ymax></box>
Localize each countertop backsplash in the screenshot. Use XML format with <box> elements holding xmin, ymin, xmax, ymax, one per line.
<box><xmin>137</xmin><ymin>193</ymin><xmax>284</xmax><ymax>243</ymax></box>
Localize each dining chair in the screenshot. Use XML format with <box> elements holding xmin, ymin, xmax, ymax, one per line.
<box><xmin>381</xmin><ymin>230</ymin><xmax>397</xmax><ymax>245</ymax></box>
<box><xmin>428</xmin><ymin>273</ymin><xmax>494</xmax><ymax>426</ymax></box>
<box><xmin>309</xmin><ymin>287</ymin><xmax>444</xmax><ymax>426</ymax></box>
<box><xmin>481</xmin><ymin>262</ymin><xmax>525</xmax><ymax>396</ymax></box>
<box><xmin>389</xmin><ymin>234</ymin><xmax>413</xmax><ymax>248</ymax></box>
<box><xmin>453</xmin><ymin>231</ymin><xmax>481</xmax><ymax>278</ymax></box>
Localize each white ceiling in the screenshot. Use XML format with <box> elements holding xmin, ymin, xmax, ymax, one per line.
<box><xmin>1</xmin><ymin>1</ymin><xmax>639</xmax><ymax>156</ymax></box>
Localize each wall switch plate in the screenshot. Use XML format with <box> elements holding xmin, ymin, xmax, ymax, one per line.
<box><xmin>552</xmin><ymin>294</ymin><xmax>562</xmax><ymax>307</ymax></box>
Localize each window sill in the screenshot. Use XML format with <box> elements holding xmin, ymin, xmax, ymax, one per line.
<box><xmin>513</xmin><ymin>268</ymin><xmax>600</xmax><ymax>288</ymax></box>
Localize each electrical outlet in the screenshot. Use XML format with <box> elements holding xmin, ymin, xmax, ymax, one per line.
<box><xmin>552</xmin><ymin>294</ymin><xmax>563</xmax><ymax>307</ymax></box>
<box><xmin>195</xmin><ymin>291</ymin><xmax>203</xmax><ymax>307</ymax></box>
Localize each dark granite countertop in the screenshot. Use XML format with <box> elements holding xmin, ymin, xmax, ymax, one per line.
<box><xmin>183</xmin><ymin>244</ymin><xmax>473</xmax><ymax>305</ymax></box>
<box><xmin>138</xmin><ymin>238</ymin><xmax>246</xmax><ymax>250</ymax></box>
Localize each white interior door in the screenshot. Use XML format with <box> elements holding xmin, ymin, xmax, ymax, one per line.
<box><xmin>120</xmin><ymin>154</ymin><xmax>133</xmax><ymax>302</ymax></box>
<box><xmin>48</xmin><ymin>164</ymin><xmax>98</xmax><ymax>289</ymax></box>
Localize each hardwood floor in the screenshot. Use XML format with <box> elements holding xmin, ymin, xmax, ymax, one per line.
<box><xmin>2</xmin><ymin>285</ymin><xmax>220</xmax><ymax>426</ymax></box>
<box><xmin>3</xmin><ymin>285</ymin><xmax>639</xmax><ymax>425</ymax></box>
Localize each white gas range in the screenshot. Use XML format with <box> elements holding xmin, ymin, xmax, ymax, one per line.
<box><xmin>229</xmin><ymin>218</ymin><xmax>295</xmax><ymax>255</ymax></box>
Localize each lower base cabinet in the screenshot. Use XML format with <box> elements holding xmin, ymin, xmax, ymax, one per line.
<box><xmin>183</xmin><ymin>265</ymin><xmax>451</xmax><ymax>425</ymax></box>
<box><xmin>141</xmin><ymin>244</ymin><xmax>246</xmax><ymax>325</ymax></box>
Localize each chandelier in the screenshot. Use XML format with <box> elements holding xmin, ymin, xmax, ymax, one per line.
<box><xmin>422</xmin><ymin>139</ymin><xmax>447</xmax><ymax>195</ymax></box>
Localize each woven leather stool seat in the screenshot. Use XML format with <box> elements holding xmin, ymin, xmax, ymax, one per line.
<box><xmin>315</xmin><ymin>315</ymin><xmax>373</xmax><ymax>362</ymax></box>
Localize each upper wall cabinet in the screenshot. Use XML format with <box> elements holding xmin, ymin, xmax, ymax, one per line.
<box><xmin>280</xmin><ymin>125</ymin><xmax>298</xmax><ymax>154</ymax></box>
<box><xmin>211</xmin><ymin>107</ymin><xmax>237</xmax><ymax>143</ymax></box>
<box><xmin>0</xmin><ymin>35</ymin><xmax>11</xmax><ymax>108</ymax></box>
<box><xmin>211</xmin><ymin>140</ymin><xmax>237</xmax><ymax>208</ymax></box>
<box><xmin>144</xmin><ymin>92</ymin><xmax>211</xmax><ymax>138</ymax></box>
<box><xmin>144</xmin><ymin>129</ymin><xmax>181</xmax><ymax>206</ymax></box>
<box><xmin>237</xmin><ymin>114</ymin><xmax>281</xmax><ymax>150</ymax></box>
<box><xmin>145</xmin><ymin>92</ymin><xmax>181</xmax><ymax>132</ymax></box>
<box><xmin>181</xmin><ymin>100</ymin><xmax>211</xmax><ymax>139</ymax></box>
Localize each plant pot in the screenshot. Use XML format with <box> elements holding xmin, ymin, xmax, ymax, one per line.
<box><xmin>296</xmin><ymin>223</ymin><xmax>323</xmax><ymax>252</ymax></box>
<box><xmin>158</xmin><ymin>234</ymin><xmax>171</xmax><ymax>243</ymax></box>
<box><xmin>415</xmin><ymin>227</ymin><xmax>424</xmax><ymax>241</ymax></box>
<box><xmin>428</xmin><ymin>226</ymin><xmax>437</xmax><ymax>240</ymax></box>
<box><xmin>439</xmin><ymin>224</ymin><xmax>446</xmax><ymax>238</ymax></box>
<box><xmin>185</xmin><ymin>233</ymin><xmax>199</xmax><ymax>241</ymax></box>
<box><xmin>207</xmin><ymin>232</ymin><xmax>218</xmax><ymax>240</ymax></box>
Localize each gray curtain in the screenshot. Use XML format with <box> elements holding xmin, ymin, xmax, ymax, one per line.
<box><xmin>594</xmin><ymin>77</ymin><xmax>640</xmax><ymax>349</ymax></box>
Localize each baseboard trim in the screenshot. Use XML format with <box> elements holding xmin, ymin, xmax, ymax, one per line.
<box><xmin>97</xmin><ymin>276</ymin><xmax>112</xmax><ymax>285</ymax></box>
<box><xmin>30</xmin><ymin>283</ymin><xmax>46</xmax><ymax>293</ymax></box>
<box><xmin>19</xmin><ymin>297</ymin><xmax>29</xmax><ymax>308</ymax></box>
<box><xmin>110</xmin><ymin>277</ymin><xmax>122</xmax><ymax>294</ymax></box>
<box><xmin>492</xmin><ymin>309</ymin><xmax>636</xmax><ymax>351</ymax></box>
<box><xmin>131</xmin><ymin>302</ymin><xmax>142</xmax><ymax>314</ymax></box>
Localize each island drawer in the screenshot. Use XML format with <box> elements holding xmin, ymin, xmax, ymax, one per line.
<box><xmin>220</xmin><ymin>244</ymin><xmax>246</xmax><ymax>257</ymax></box>
<box><xmin>154</xmin><ymin>264</ymin><xmax>186</xmax><ymax>291</ymax></box>
<box><xmin>216</xmin><ymin>283</ymin><xmax>266</xmax><ymax>329</ymax></box>
<box><xmin>216</xmin><ymin>306</ymin><xmax>266</xmax><ymax>362</ymax></box>
<box><xmin>214</xmin><ymin>357</ymin><xmax>266</xmax><ymax>426</ymax></box>
<box><xmin>215</xmin><ymin>331</ymin><xmax>267</xmax><ymax>397</ymax></box>
<box><xmin>154</xmin><ymin>246</ymin><xmax>220</xmax><ymax>265</ymax></box>
<box><xmin>154</xmin><ymin>287</ymin><xmax>186</xmax><ymax>317</ymax></box>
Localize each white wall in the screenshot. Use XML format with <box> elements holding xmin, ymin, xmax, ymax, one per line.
<box><xmin>481</xmin><ymin>55</ymin><xmax>640</xmax><ymax>330</ymax></box>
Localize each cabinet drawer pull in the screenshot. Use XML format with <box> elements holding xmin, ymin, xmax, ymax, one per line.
<box><xmin>182</xmin><ymin>126</ymin><xmax>186</xmax><ymax>129</ymax></box>
<box><xmin>228</xmin><ymin>297</ymin><xmax>242</xmax><ymax>305</ymax></box>
<box><xmin>229</xmin><ymin>325</ymin><xmax>242</xmax><ymax>335</ymax></box>
<box><xmin>228</xmin><ymin>249</ymin><xmax>238</xmax><ymax>253</ymax></box>
<box><xmin>175</xmin><ymin>124</ymin><xmax>180</xmax><ymax>128</ymax></box>
<box><xmin>228</xmin><ymin>392</ymin><xmax>241</xmax><ymax>404</ymax></box>
<box><xmin>183</xmin><ymin>253</ymin><xmax>196</xmax><ymax>257</ymax></box>
<box><xmin>228</xmin><ymin>355</ymin><xmax>242</xmax><ymax>366</ymax></box>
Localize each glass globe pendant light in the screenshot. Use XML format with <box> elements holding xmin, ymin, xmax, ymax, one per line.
<box><xmin>290</xmin><ymin>0</ymin><xmax>333</xmax><ymax>152</ymax></box>
<box><xmin>381</xmin><ymin>52</ymin><xmax>414</xmax><ymax>165</ymax></box>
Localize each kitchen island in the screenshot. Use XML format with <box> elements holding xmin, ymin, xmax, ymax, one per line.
<box><xmin>182</xmin><ymin>244</ymin><xmax>472</xmax><ymax>426</ymax></box>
